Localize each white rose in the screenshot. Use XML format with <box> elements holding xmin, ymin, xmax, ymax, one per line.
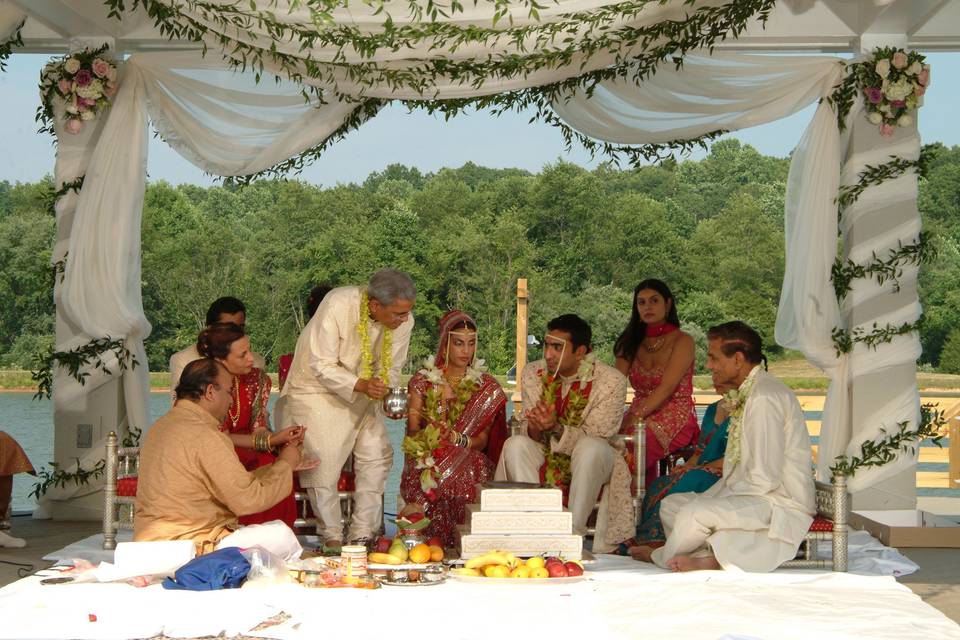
<box><xmin>897</xmin><ymin>114</ymin><xmax>913</xmax><ymax>127</ymax></box>
<box><xmin>875</xmin><ymin>58</ymin><xmax>891</xmax><ymax>78</ymax></box>
<box><xmin>867</xmin><ymin>111</ymin><xmax>884</xmax><ymax>124</ymax></box>
<box><xmin>907</xmin><ymin>61</ymin><xmax>922</xmax><ymax>76</ymax></box>
<box><xmin>63</xmin><ymin>58</ymin><xmax>81</xmax><ymax>74</ymax></box>
<box><xmin>879</xmin><ymin>103</ymin><xmax>891</xmax><ymax>114</ymax></box>
<box><xmin>80</xmin><ymin>110</ymin><xmax>95</xmax><ymax>121</ymax></box>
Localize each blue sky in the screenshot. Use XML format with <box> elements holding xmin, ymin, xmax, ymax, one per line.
<box><xmin>1</xmin><ymin>52</ymin><xmax>958</xmax><ymax>186</ymax></box>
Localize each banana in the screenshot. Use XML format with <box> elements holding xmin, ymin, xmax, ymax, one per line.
<box><xmin>464</xmin><ymin>551</ymin><xmax>511</xmax><ymax>570</ymax></box>
<box><xmin>368</xmin><ymin>552</ymin><xmax>403</xmax><ymax>565</ymax></box>
<box><xmin>452</xmin><ymin>567</ymin><xmax>481</xmax><ymax>577</ymax></box>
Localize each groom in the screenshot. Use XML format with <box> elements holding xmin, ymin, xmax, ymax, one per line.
<box><xmin>280</xmin><ymin>268</ymin><xmax>415</xmax><ymax>550</ymax></box>
<box><xmin>495</xmin><ymin>314</ymin><xmax>633</xmax><ymax>551</ymax></box>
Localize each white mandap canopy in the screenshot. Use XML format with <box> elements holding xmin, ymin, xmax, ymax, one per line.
<box><xmin>1</xmin><ymin>0</ymin><xmax>953</xmax><ymax>516</ymax></box>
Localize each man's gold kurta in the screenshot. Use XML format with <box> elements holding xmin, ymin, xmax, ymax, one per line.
<box><xmin>134</xmin><ymin>401</ymin><xmax>292</xmax><ymax>553</ymax></box>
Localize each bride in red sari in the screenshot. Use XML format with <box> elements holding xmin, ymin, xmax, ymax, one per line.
<box><xmin>615</xmin><ymin>279</ymin><xmax>699</xmax><ymax>485</ymax></box>
<box><xmin>399</xmin><ymin>310</ymin><xmax>508</xmax><ymax>547</ymax></box>
<box><xmin>197</xmin><ymin>323</ymin><xmax>305</xmax><ymax>528</ymax></box>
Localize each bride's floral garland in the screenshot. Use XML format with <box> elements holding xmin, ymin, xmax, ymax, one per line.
<box><xmin>720</xmin><ymin>366</ymin><xmax>759</xmax><ymax>469</ymax></box>
<box><xmin>38</xmin><ymin>45</ymin><xmax>118</xmax><ymax>136</ymax></box>
<box><xmin>402</xmin><ymin>356</ymin><xmax>487</xmax><ymax>498</ymax></box>
<box><xmin>358</xmin><ymin>289</ymin><xmax>392</xmax><ymax>382</ymax></box>
<box><xmin>419</xmin><ymin>355</ymin><xmax>486</xmax><ymax>426</ymax></box>
<box><xmin>537</xmin><ymin>353</ymin><xmax>596</xmax><ymax>491</ymax></box>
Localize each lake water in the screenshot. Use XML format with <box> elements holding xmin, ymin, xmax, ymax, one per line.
<box><xmin>2</xmin><ymin>391</ymin><xmax>417</xmax><ymax>515</ymax></box>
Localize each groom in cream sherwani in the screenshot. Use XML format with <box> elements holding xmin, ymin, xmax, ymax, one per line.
<box><xmin>280</xmin><ymin>269</ymin><xmax>415</xmax><ymax>549</ymax></box>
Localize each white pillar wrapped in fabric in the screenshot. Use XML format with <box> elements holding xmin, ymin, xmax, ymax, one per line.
<box><xmin>840</xmin><ymin>34</ymin><xmax>921</xmax><ymax>508</ymax></box>
<box><xmin>38</xmin><ymin>40</ymin><xmax>145</xmax><ymax>520</ymax></box>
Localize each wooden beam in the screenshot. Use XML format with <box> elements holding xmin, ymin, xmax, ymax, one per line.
<box><xmin>514</xmin><ymin>278</ymin><xmax>528</xmax><ymax>407</ymax></box>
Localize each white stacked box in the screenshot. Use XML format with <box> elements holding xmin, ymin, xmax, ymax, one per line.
<box><xmin>458</xmin><ymin>487</ymin><xmax>583</xmax><ymax>559</ymax></box>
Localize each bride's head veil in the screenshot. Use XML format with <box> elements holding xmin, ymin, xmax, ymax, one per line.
<box><xmin>436</xmin><ymin>309</ymin><xmax>478</xmax><ymax>369</ymax></box>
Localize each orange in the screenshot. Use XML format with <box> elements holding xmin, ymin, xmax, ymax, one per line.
<box><xmin>408</xmin><ymin>543</ymin><xmax>431</xmax><ymax>564</ymax></box>
<box><xmin>530</xmin><ymin>567</ymin><xmax>549</xmax><ymax>579</ymax></box>
<box><xmin>429</xmin><ymin>545</ymin><xmax>445</xmax><ymax>562</ymax></box>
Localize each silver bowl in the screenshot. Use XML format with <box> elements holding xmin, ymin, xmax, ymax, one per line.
<box><xmin>382</xmin><ymin>387</ymin><xmax>408</xmax><ymax>419</ymax></box>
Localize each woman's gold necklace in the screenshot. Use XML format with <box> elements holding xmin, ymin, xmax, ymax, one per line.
<box><xmin>644</xmin><ymin>336</ymin><xmax>666</xmax><ymax>353</ymax></box>
<box><xmin>227</xmin><ymin>375</ymin><xmax>241</xmax><ymax>428</ymax></box>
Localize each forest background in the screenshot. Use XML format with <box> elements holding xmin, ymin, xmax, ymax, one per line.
<box><xmin>3</xmin><ymin>139</ymin><xmax>960</xmax><ymax>382</ymax></box>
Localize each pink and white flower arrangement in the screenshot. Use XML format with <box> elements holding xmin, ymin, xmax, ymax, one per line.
<box><xmin>857</xmin><ymin>47</ymin><xmax>929</xmax><ymax>137</ymax></box>
<box><xmin>39</xmin><ymin>47</ymin><xmax>118</xmax><ymax>135</ymax></box>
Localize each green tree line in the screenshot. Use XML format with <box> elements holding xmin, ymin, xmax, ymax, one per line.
<box><xmin>1</xmin><ymin>139</ymin><xmax>959</xmax><ymax>374</ymax></box>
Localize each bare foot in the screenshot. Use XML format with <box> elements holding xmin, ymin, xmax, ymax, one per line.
<box><xmin>628</xmin><ymin>545</ymin><xmax>654</xmax><ymax>563</ymax></box>
<box><xmin>665</xmin><ymin>554</ymin><xmax>721</xmax><ymax>572</ymax></box>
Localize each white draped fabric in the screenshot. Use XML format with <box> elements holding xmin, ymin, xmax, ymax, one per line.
<box><xmin>160</xmin><ymin>0</ymin><xmax>736</xmax><ymax>98</ymax></box>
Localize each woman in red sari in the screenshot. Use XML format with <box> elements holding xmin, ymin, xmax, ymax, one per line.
<box><xmin>615</xmin><ymin>279</ymin><xmax>699</xmax><ymax>485</ymax></box>
<box><xmin>197</xmin><ymin>323</ymin><xmax>304</xmax><ymax>527</ymax></box>
<box><xmin>399</xmin><ymin>310</ymin><xmax>508</xmax><ymax>547</ymax></box>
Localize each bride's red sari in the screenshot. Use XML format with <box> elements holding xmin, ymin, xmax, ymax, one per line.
<box><xmin>399</xmin><ymin>310</ymin><xmax>508</xmax><ymax>547</ymax></box>
<box><xmin>399</xmin><ymin>372</ymin><xmax>506</xmax><ymax>547</ymax></box>
<box><xmin>220</xmin><ymin>368</ymin><xmax>297</xmax><ymax>527</ymax></box>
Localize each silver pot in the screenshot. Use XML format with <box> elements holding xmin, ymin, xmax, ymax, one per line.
<box><xmin>382</xmin><ymin>386</ymin><xmax>408</xmax><ymax>419</ymax></box>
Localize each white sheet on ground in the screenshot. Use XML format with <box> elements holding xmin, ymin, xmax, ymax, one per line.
<box><xmin>3</xmin><ymin>554</ymin><xmax>956</xmax><ymax>640</ymax></box>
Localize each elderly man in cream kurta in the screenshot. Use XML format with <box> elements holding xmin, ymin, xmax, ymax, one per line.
<box><xmin>495</xmin><ymin>314</ymin><xmax>633</xmax><ymax>552</ymax></box>
<box><xmin>280</xmin><ymin>269</ymin><xmax>415</xmax><ymax>546</ymax></box>
<box><xmin>642</xmin><ymin>321</ymin><xmax>815</xmax><ymax>572</ymax></box>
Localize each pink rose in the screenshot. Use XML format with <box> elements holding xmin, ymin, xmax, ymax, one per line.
<box><xmin>91</xmin><ymin>58</ymin><xmax>111</xmax><ymax>78</ymax></box>
<box><xmin>56</xmin><ymin>78</ymin><xmax>71</xmax><ymax>93</ymax></box>
<box><xmin>74</xmin><ymin>69</ymin><xmax>92</xmax><ymax>87</ymax></box>
<box><xmin>915</xmin><ymin>84</ymin><xmax>927</xmax><ymax>97</ymax></box>
<box><xmin>65</xmin><ymin>118</ymin><xmax>83</xmax><ymax>135</ymax></box>
<box><xmin>890</xmin><ymin>100</ymin><xmax>906</xmax><ymax>108</ymax></box>
<box><xmin>891</xmin><ymin>51</ymin><xmax>908</xmax><ymax>69</ymax></box>
<box><xmin>879</xmin><ymin>123</ymin><xmax>895</xmax><ymax>137</ymax></box>
<box><xmin>103</xmin><ymin>83</ymin><xmax>117</xmax><ymax>98</ymax></box>
<box><xmin>917</xmin><ymin>67</ymin><xmax>930</xmax><ymax>87</ymax></box>
<box><xmin>864</xmin><ymin>87</ymin><xmax>883</xmax><ymax>104</ymax></box>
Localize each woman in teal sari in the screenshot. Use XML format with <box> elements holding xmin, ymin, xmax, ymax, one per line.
<box><xmin>617</xmin><ymin>386</ymin><xmax>731</xmax><ymax>553</ymax></box>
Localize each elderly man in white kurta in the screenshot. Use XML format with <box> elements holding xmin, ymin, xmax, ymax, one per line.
<box><xmin>495</xmin><ymin>314</ymin><xmax>634</xmax><ymax>552</ymax></box>
<box><xmin>280</xmin><ymin>269</ymin><xmax>415</xmax><ymax>547</ymax></box>
<box><xmin>640</xmin><ymin>321</ymin><xmax>814</xmax><ymax>572</ymax></box>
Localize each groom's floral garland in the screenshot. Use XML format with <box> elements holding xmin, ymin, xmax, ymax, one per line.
<box><xmin>38</xmin><ymin>45</ymin><xmax>118</xmax><ymax>136</ymax></box>
<box><xmin>720</xmin><ymin>367</ymin><xmax>759</xmax><ymax>469</ymax></box>
<box><xmin>537</xmin><ymin>354</ymin><xmax>596</xmax><ymax>491</ymax></box>
<box><xmin>357</xmin><ymin>289</ymin><xmax>392</xmax><ymax>382</ymax></box>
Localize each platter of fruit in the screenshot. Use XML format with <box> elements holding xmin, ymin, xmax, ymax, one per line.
<box><xmin>450</xmin><ymin>552</ymin><xmax>585</xmax><ymax>584</ymax></box>
<box><xmin>367</xmin><ymin>535</ymin><xmax>448</xmax><ymax>586</ymax></box>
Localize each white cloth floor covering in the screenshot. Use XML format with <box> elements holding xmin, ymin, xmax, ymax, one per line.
<box><xmin>9</xmin><ymin>532</ymin><xmax>953</xmax><ymax>640</ymax></box>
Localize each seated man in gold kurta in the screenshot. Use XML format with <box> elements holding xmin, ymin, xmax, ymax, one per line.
<box><xmin>134</xmin><ymin>358</ymin><xmax>304</xmax><ymax>554</ymax></box>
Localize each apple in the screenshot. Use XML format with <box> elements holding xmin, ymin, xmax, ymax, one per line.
<box><xmin>564</xmin><ymin>562</ymin><xmax>583</xmax><ymax>577</ymax></box>
<box><xmin>375</xmin><ymin>536</ymin><xmax>392</xmax><ymax>553</ymax></box>
<box><xmin>545</xmin><ymin>556</ymin><xmax>562</xmax><ymax>567</ymax></box>
<box><xmin>547</xmin><ymin>562</ymin><xmax>569</xmax><ymax>578</ymax></box>
<box><xmin>426</xmin><ymin>537</ymin><xmax>443</xmax><ymax>548</ymax></box>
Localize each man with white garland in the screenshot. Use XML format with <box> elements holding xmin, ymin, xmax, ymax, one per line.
<box><xmin>495</xmin><ymin>314</ymin><xmax>634</xmax><ymax>551</ymax></box>
<box><xmin>632</xmin><ymin>321</ymin><xmax>815</xmax><ymax>572</ymax></box>
<box><xmin>280</xmin><ymin>268</ymin><xmax>415</xmax><ymax>551</ymax></box>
